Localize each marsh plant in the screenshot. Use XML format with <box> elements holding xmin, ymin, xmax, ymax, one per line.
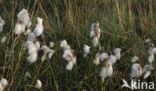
<box><xmin>0</xmin><ymin>0</ymin><xmax>155</xmax><ymax>90</ymax></box>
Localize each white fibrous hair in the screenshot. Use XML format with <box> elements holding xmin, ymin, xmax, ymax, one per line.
<box><xmin>14</xmin><ymin>9</ymin><xmax>31</xmax><ymax>35</ymax></box>
<box><xmin>90</xmin><ymin>23</ymin><xmax>101</xmax><ymax>47</ymax></box>
<box><xmin>131</xmin><ymin>56</ymin><xmax>139</xmax><ymax>63</ymax></box>
<box><xmin>83</xmin><ymin>45</ymin><xmax>91</xmax><ymax>58</ymax></box>
<box><xmin>25</xmin><ymin>41</ymin><xmax>38</xmax><ymax>63</ymax></box>
<box><xmin>0</xmin><ymin>17</ymin><xmax>5</xmax><ymax>32</ymax></box>
<box><xmin>60</xmin><ymin>40</ymin><xmax>76</xmax><ymax>70</ymax></box>
<box><xmin>99</xmin><ymin>52</ymin><xmax>108</xmax><ymax>61</ymax></box>
<box><xmin>1</xmin><ymin>36</ymin><xmax>6</xmax><ymax>44</ymax></box>
<box><xmin>130</xmin><ymin>63</ymin><xmax>142</xmax><ymax>79</ymax></box>
<box><xmin>35</xmin><ymin>41</ymin><xmax>40</xmax><ymax>51</ymax></box>
<box><xmin>49</xmin><ymin>41</ymin><xmax>55</xmax><ymax>48</ymax></box>
<box><xmin>100</xmin><ymin>62</ymin><xmax>113</xmax><ymax>82</ymax></box>
<box><xmin>35</xmin><ymin>79</ymin><xmax>42</xmax><ymax>89</ymax></box>
<box><xmin>63</xmin><ymin>49</ymin><xmax>73</xmax><ymax>62</ymax></box>
<box><xmin>33</xmin><ymin>17</ymin><xmax>44</xmax><ymax>36</ymax></box>
<box><xmin>0</xmin><ymin>78</ymin><xmax>8</xmax><ymax>91</ymax></box>
<box><xmin>113</xmin><ymin>48</ymin><xmax>121</xmax><ymax>60</ymax></box>
<box><xmin>93</xmin><ymin>53</ymin><xmax>100</xmax><ymax>65</ymax></box>
<box><xmin>66</xmin><ymin>56</ymin><xmax>76</xmax><ymax>70</ymax></box>
<box><xmin>41</xmin><ymin>45</ymin><xmax>55</xmax><ymax>62</ymax></box>
<box><xmin>108</xmin><ymin>55</ymin><xmax>117</xmax><ymax>65</ymax></box>
<box><xmin>142</xmin><ymin>64</ymin><xmax>153</xmax><ymax>79</ymax></box>
<box><xmin>60</xmin><ymin>40</ymin><xmax>70</xmax><ymax>50</ymax></box>
<box><xmin>92</xmin><ymin>37</ymin><xmax>98</xmax><ymax>47</ymax></box>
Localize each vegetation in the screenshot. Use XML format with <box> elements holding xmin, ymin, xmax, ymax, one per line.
<box><xmin>0</xmin><ymin>0</ymin><xmax>155</xmax><ymax>90</ymax></box>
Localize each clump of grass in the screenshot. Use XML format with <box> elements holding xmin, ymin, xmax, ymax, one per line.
<box><xmin>0</xmin><ymin>0</ymin><xmax>155</xmax><ymax>90</ymax></box>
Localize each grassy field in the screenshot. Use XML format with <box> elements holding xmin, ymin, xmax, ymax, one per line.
<box><xmin>0</xmin><ymin>0</ymin><xmax>156</xmax><ymax>90</ymax></box>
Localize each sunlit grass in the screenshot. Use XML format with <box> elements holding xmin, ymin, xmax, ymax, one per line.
<box><xmin>0</xmin><ymin>0</ymin><xmax>155</xmax><ymax>90</ymax></box>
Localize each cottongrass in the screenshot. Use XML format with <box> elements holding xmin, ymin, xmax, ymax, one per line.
<box><xmin>60</xmin><ymin>40</ymin><xmax>77</xmax><ymax>70</ymax></box>
<box><xmin>0</xmin><ymin>17</ymin><xmax>5</xmax><ymax>32</ymax></box>
<box><xmin>25</xmin><ymin>41</ymin><xmax>38</xmax><ymax>63</ymax></box>
<box><xmin>131</xmin><ymin>56</ymin><xmax>139</xmax><ymax>63</ymax></box>
<box><xmin>83</xmin><ymin>45</ymin><xmax>90</xmax><ymax>58</ymax></box>
<box><xmin>142</xmin><ymin>64</ymin><xmax>153</xmax><ymax>79</ymax></box>
<box><xmin>41</xmin><ymin>45</ymin><xmax>55</xmax><ymax>62</ymax></box>
<box><xmin>33</xmin><ymin>17</ymin><xmax>44</xmax><ymax>37</ymax></box>
<box><xmin>90</xmin><ymin>23</ymin><xmax>101</xmax><ymax>47</ymax></box>
<box><xmin>130</xmin><ymin>63</ymin><xmax>142</xmax><ymax>79</ymax></box>
<box><xmin>0</xmin><ymin>78</ymin><xmax>8</xmax><ymax>91</ymax></box>
<box><xmin>49</xmin><ymin>41</ymin><xmax>55</xmax><ymax>48</ymax></box>
<box><xmin>99</xmin><ymin>48</ymin><xmax>121</xmax><ymax>81</ymax></box>
<box><xmin>35</xmin><ymin>79</ymin><xmax>42</xmax><ymax>89</ymax></box>
<box><xmin>14</xmin><ymin>9</ymin><xmax>31</xmax><ymax>35</ymax></box>
<box><xmin>99</xmin><ymin>52</ymin><xmax>108</xmax><ymax>61</ymax></box>
<box><xmin>129</xmin><ymin>39</ymin><xmax>155</xmax><ymax>79</ymax></box>
<box><xmin>93</xmin><ymin>53</ymin><xmax>100</xmax><ymax>65</ymax></box>
<box><xmin>100</xmin><ymin>61</ymin><xmax>113</xmax><ymax>82</ymax></box>
<box><xmin>1</xmin><ymin>36</ymin><xmax>6</xmax><ymax>44</ymax></box>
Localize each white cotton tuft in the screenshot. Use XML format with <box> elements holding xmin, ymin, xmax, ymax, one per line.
<box><xmin>26</xmin><ymin>20</ymin><xmax>31</xmax><ymax>29</ymax></box>
<box><xmin>108</xmin><ymin>55</ymin><xmax>117</xmax><ymax>65</ymax></box>
<box><xmin>92</xmin><ymin>37</ymin><xmax>98</xmax><ymax>47</ymax></box>
<box><xmin>91</xmin><ymin>23</ymin><xmax>96</xmax><ymax>31</ymax></box>
<box><xmin>48</xmin><ymin>52</ymin><xmax>53</xmax><ymax>59</ymax></box>
<box><xmin>113</xmin><ymin>48</ymin><xmax>121</xmax><ymax>60</ymax></box>
<box><xmin>0</xmin><ymin>17</ymin><xmax>5</xmax><ymax>32</ymax></box>
<box><xmin>100</xmin><ymin>66</ymin><xmax>107</xmax><ymax>82</ymax></box>
<box><xmin>1</xmin><ymin>36</ymin><xmax>6</xmax><ymax>44</ymax></box>
<box><xmin>99</xmin><ymin>53</ymin><xmax>108</xmax><ymax>61</ymax></box>
<box><xmin>49</xmin><ymin>41</ymin><xmax>55</xmax><ymax>48</ymax></box>
<box><xmin>83</xmin><ymin>45</ymin><xmax>90</xmax><ymax>57</ymax></box>
<box><xmin>35</xmin><ymin>41</ymin><xmax>40</xmax><ymax>51</ymax></box>
<box><xmin>35</xmin><ymin>79</ymin><xmax>42</xmax><ymax>89</ymax></box>
<box><xmin>0</xmin><ymin>83</ymin><xmax>4</xmax><ymax>91</ymax></box>
<box><xmin>106</xmin><ymin>63</ymin><xmax>113</xmax><ymax>77</ymax></box>
<box><xmin>130</xmin><ymin>63</ymin><xmax>142</xmax><ymax>79</ymax></box>
<box><xmin>27</xmin><ymin>53</ymin><xmax>38</xmax><ymax>63</ymax></box>
<box><xmin>72</xmin><ymin>56</ymin><xmax>77</xmax><ymax>65</ymax></box>
<box><xmin>14</xmin><ymin>23</ymin><xmax>22</xmax><ymax>34</ymax></box>
<box><xmin>96</xmin><ymin>28</ymin><xmax>101</xmax><ymax>38</ymax></box>
<box><xmin>131</xmin><ymin>56</ymin><xmax>139</xmax><ymax>63</ymax></box>
<box><xmin>66</xmin><ymin>61</ymin><xmax>73</xmax><ymax>70</ymax></box>
<box><xmin>15</xmin><ymin>9</ymin><xmax>31</xmax><ymax>35</ymax></box>
<box><xmin>0</xmin><ymin>78</ymin><xmax>8</xmax><ymax>88</ymax></box>
<box><xmin>144</xmin><ymin>71</ymin><xmax>151</xmax><ymax>79</ymax></box>
<box><xmin>148</xmin><ymin>54</ymin><xmax>154</xmax><ymax>63</ymax></box>
<box><xmin>41</xmin><ymin>45</ymin><xmax>49</xmax><ymax>54</ymax></box>
<box><xmin>60</xmin><ymin>40</ymin><xmax>76</xmax><ymax>70</ymax></box>
<box><xmin>60</xmin><ymin>40</ymin><xmax>70</xmax><ymax>50</ymax></box>
<box><xmin>145</xmin><ymin>39</ymin><xmax>151</xmax><ymax>43</ymax></box>
<box><xmin>17</xmin><ymin>9</ymin><xmax>30</xmax><ymax>25</ymax></box>
<box><xmin>25</xmin><ymin>41</ymin><xmax>38</xmax><ymax>63</ymax></box>
<box><xmin>148</xmin><ymin>47</ymin><xmax>156</xmax><ymax>55</ymax></box>
<box><xmin>25</xmin><ymin>41</ymin><xmax>37</xmax><ymax>54</ymax></box>
<box><xmin>41</xmin><ymin>54</ymin><xmax>46</xmax><ymax>62</ymax></box>
<box><xmin>100</xmin><ymin>62</ymin><xmax>113</xmax><ymax>82</ymax></box>
<box><xmin>90</xmin><ymin>30</ymin><xmax>95</xmax><ymax>38</ymax></box>
<box><xmin>63</xmin><ymin>49</ymin><xmax>73</xmax><ymax>62</ymax></box>
<box><xmin>65</xmin><ymin>55</ymin><xmax>76</xmax><ymax>70</ymax></box>
<box><xmin>142</xmin><ymin>65</ymin><xmax>149</xmax><ymax>74</ymax></box>
<box><xmin>48</xmin><ymin>49</ymin><xmax>55</xmax><ymax>59</ymax></box>
<box><xmin>33</xmin><ymin>17</ymin><xmax>44</xmax><ymax>36</ymax></box>
<box><xmin>93</xmin><ymin>53</ymin><xmax>100</xmax><ymax>65</ymax></box>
